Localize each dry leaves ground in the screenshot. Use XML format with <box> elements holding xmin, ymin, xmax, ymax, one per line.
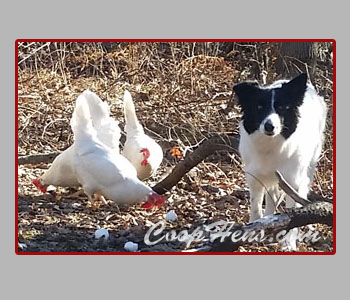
<box><xmin>17</xmin><ymin>42</ymin><xmax>334</xmax><ymax>252</ymax></box>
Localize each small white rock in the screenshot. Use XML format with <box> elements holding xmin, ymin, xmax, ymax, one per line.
<box><xmin>18</xmin><ymin>167</ymin><xmax>25</xmax><ymax>176</ymax></box>
<box><xmin>94</xmin><ymin>228</ymin><xmax>109</xmax><ymax>240</ymax></box>
<box><xmin>165</xmin><ymin>210</ymin><xmax>178</xmax><ymax>222</ymax></box>
<box><xmin>18</xmin><ymin>242</ymin><xmax>27</xmax><ymax>250</ymax></box>
<box><xmin>217</xmin><ymin>188</ymin><xmax>227</xmax><ymax>197</ymax></box>
<box><xmin>72</xmin><ymin>203</ymin><xmax>82</xmax><ymax>209</ymax></box>
<box><xmin>46</xmin><ymin>185</ymin><xmax>56</xmax><ymax>192</ymax></box>
<box><xmin>124</xmin><ymin>241</ymin><xmax>138</xmax><ymax>252</ymax></box>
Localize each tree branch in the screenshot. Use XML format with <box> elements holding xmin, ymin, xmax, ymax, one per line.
<box><xmin>199</xmin><ymin>201</ymin><xmax>333</xmax><ymax>252</ymax></box>
<box><xmin>152</xmin><ymin>134</ymin><xmax>240</xmax><ymax>194</ymax></box>
<box><xmin>191</xmin><ymin>174</ymin><xmax>333</xmax><ymax>252</ymax></box>
<box><xmin>275</xmin><ymin>170</ymin><xmax>311</xmax><ymax>206</ymax></box>
<box><xmin>18</xmin><ymin>152</ymin><xmax>61</xmax><ymax>165</ymax></box>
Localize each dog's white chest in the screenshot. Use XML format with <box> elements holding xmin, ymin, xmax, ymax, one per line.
<box><xmin>239</xmin><ymin>125</ymin><xmax>293</xmax><ymax>178</ymax></box>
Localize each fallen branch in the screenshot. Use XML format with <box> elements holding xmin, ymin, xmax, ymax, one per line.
<box><xmin>190</xmin><ymin>174</ymin><xmax>333</xmax><ymax>252</ymax></box>
<box><xmin>18</xmin><ymin>152</ymin><xmax>61</xmax><ymax>165</ymax></box>
<box><xmin>197</xmin><ymin>201</ymin><xmax>333</xmax><ymax>252</ymax></box>
<box><xmin>152</xmin><ymin>134</ymin><xmax>240</xmax><ymax>194</ymax></box>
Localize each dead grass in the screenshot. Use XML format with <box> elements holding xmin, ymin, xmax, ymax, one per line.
<box><xmin>17</xmin><ymin>42</ymin><xmax>334</xmax><ymax>252</ymax></box>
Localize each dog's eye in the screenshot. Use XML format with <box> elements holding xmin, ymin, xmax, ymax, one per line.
<box><xmin>278</xmin><ymin>105</ymin><xmax>290</xmax><ymax>111</ymax></box>
<box><xmin>257</xmin><ymin>105</ymin><xmax>263</xmax><ymax>110</ymax></box>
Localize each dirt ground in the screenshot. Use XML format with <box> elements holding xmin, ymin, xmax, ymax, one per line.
<box><xmin>17</xmin><ymin>42</ymin><xmax>334</xmax><ymax>253</ymax></box>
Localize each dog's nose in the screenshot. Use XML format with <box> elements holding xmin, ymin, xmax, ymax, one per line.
<box><xmin>264</xmin><ymin>120</ymin><xmax>275</xmax><ymax>133</ymax></box>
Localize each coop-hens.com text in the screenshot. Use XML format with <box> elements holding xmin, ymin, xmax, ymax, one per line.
<box><xmin>144</xmin><ymin>220</ymin><xmax>321</xmax><ymax>248</ymax></box>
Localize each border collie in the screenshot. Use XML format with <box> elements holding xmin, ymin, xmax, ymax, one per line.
<box><xmin>233</xmin><ymin>73</ymin><xmax>327</xmax><ymax>250</ymax></box>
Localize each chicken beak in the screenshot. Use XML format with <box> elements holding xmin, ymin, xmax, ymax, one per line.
<box><xmin>141</xmin><ymin>201</ymin><xmax>154</xmax><ymax>210</ymax></box>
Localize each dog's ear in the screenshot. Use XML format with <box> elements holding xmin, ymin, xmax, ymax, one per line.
<box><xmin>283</xmin><ymin>73</ymin><xmax>308</xmax><ymax>106</ymax></box>
<box><xmin>233</xmin><ymin>81</ymin><xmax>260</xmax><ymax>106</ymax></box>
<box><xmin>287</xmin><ymin>73</ymin><xmax>308</xmax><ymax>89</ymax></box>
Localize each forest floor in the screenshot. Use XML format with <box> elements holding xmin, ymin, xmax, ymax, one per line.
<box><xmin>17</xmin><ymin>42</ymin><xmax>334</xmax><ymax>252</ymax></box>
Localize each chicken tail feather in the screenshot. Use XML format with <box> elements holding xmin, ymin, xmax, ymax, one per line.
<box><xmin>123</xmin><ymin>90</ymin><xmax>142</xmax><ymax>133</ymax></box>
<box><xmin>70</xmin><ymin>93</ymin><xmax>94</xmax><ymax>138</ymax></box>
<box><xmin>84</xmin><ymin>90</ymin><xmax>110</xmax><ymax>125</ymax></box>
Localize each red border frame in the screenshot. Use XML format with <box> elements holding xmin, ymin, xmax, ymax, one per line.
<box><xmin>15</xmin><ymin>39</ymin><xmax>336</xmax><ymax>255</ymax></box>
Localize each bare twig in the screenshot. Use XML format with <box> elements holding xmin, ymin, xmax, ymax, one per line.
<box><xmin>18</xmin><ymin>42</ymin><xmax>51</xmax><ymax>65</ymax></box>
<box><xmin>275</xmin><ymin>170</ymin><xmax>312</xmax><ymax>206</ymax></box>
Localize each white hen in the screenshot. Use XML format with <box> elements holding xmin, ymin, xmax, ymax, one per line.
<box><xmin>70</xmin><ymin>92</ymin><xmax>165</xmax><ymax>209</ymax></box>
<box><xmin>32</xmin><ymin>90</ymin><xmax>121</xmax><ymax>193</ymax></box>
<box><xmin>122</xmin><ymin>91</ymin><xmax>163</xmax><ymax>180</ymax></box>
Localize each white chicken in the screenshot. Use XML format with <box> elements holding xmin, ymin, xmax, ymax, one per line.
<box><xmin>32</xmin><ymin>90</ymin><xmax>121</xmax><ymax>194</ymax></box>
<box><xmin>122</xmin><ymin>91</ymin><xmax>163</xmax><ymax>180</ymax></box>
<box><xmin>69</xmin><ymin>91</ymin><xmax>165</xmax><ymax>209</ymax></box>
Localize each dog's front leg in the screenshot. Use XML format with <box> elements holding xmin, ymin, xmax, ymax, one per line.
<box><xmin>247</xmin><ymin>178</ymin><xmax>265</xmax><ymax>222</ymax></box>
<box><xmin>281</xmin><ymin>177</ymin><xmax>304</xmax><ymax>251</ymax></box>
<box><xmin>264</xmin><ymin>186</ymin><xmax>279</xmax><ymax>216</ymax></box>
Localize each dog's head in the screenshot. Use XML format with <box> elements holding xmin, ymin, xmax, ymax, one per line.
<box><xmin>233</xmin><ymin>73</ymin><xmax>308</xmax><ymax>139</ymax></box>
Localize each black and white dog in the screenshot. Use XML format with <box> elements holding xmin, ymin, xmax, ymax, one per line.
<box><xmin>233</xmin><ymin>73</ymin><xmax>327</xmax><ymax>250</ymax></box>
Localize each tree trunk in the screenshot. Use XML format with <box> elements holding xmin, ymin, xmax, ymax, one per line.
<box><xmin>280</xmin><ymin>42</ymin><xmax>316</xmax><ymax>60</ymax></box>
<box><xmin>275</xmin><ymin>42</ymin><xmax>318</xmax><ymax>79</ymax></box>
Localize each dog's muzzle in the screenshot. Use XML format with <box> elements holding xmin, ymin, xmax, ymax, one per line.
<box><xmin>261</xmin><ymin>113</ymin><xmax>281</xmax><ymax>136</ymax></box>
<box><xmin>264</xmin><ymin>120</ymin><xmax>275</xmax><ymax>136</ymax></box>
